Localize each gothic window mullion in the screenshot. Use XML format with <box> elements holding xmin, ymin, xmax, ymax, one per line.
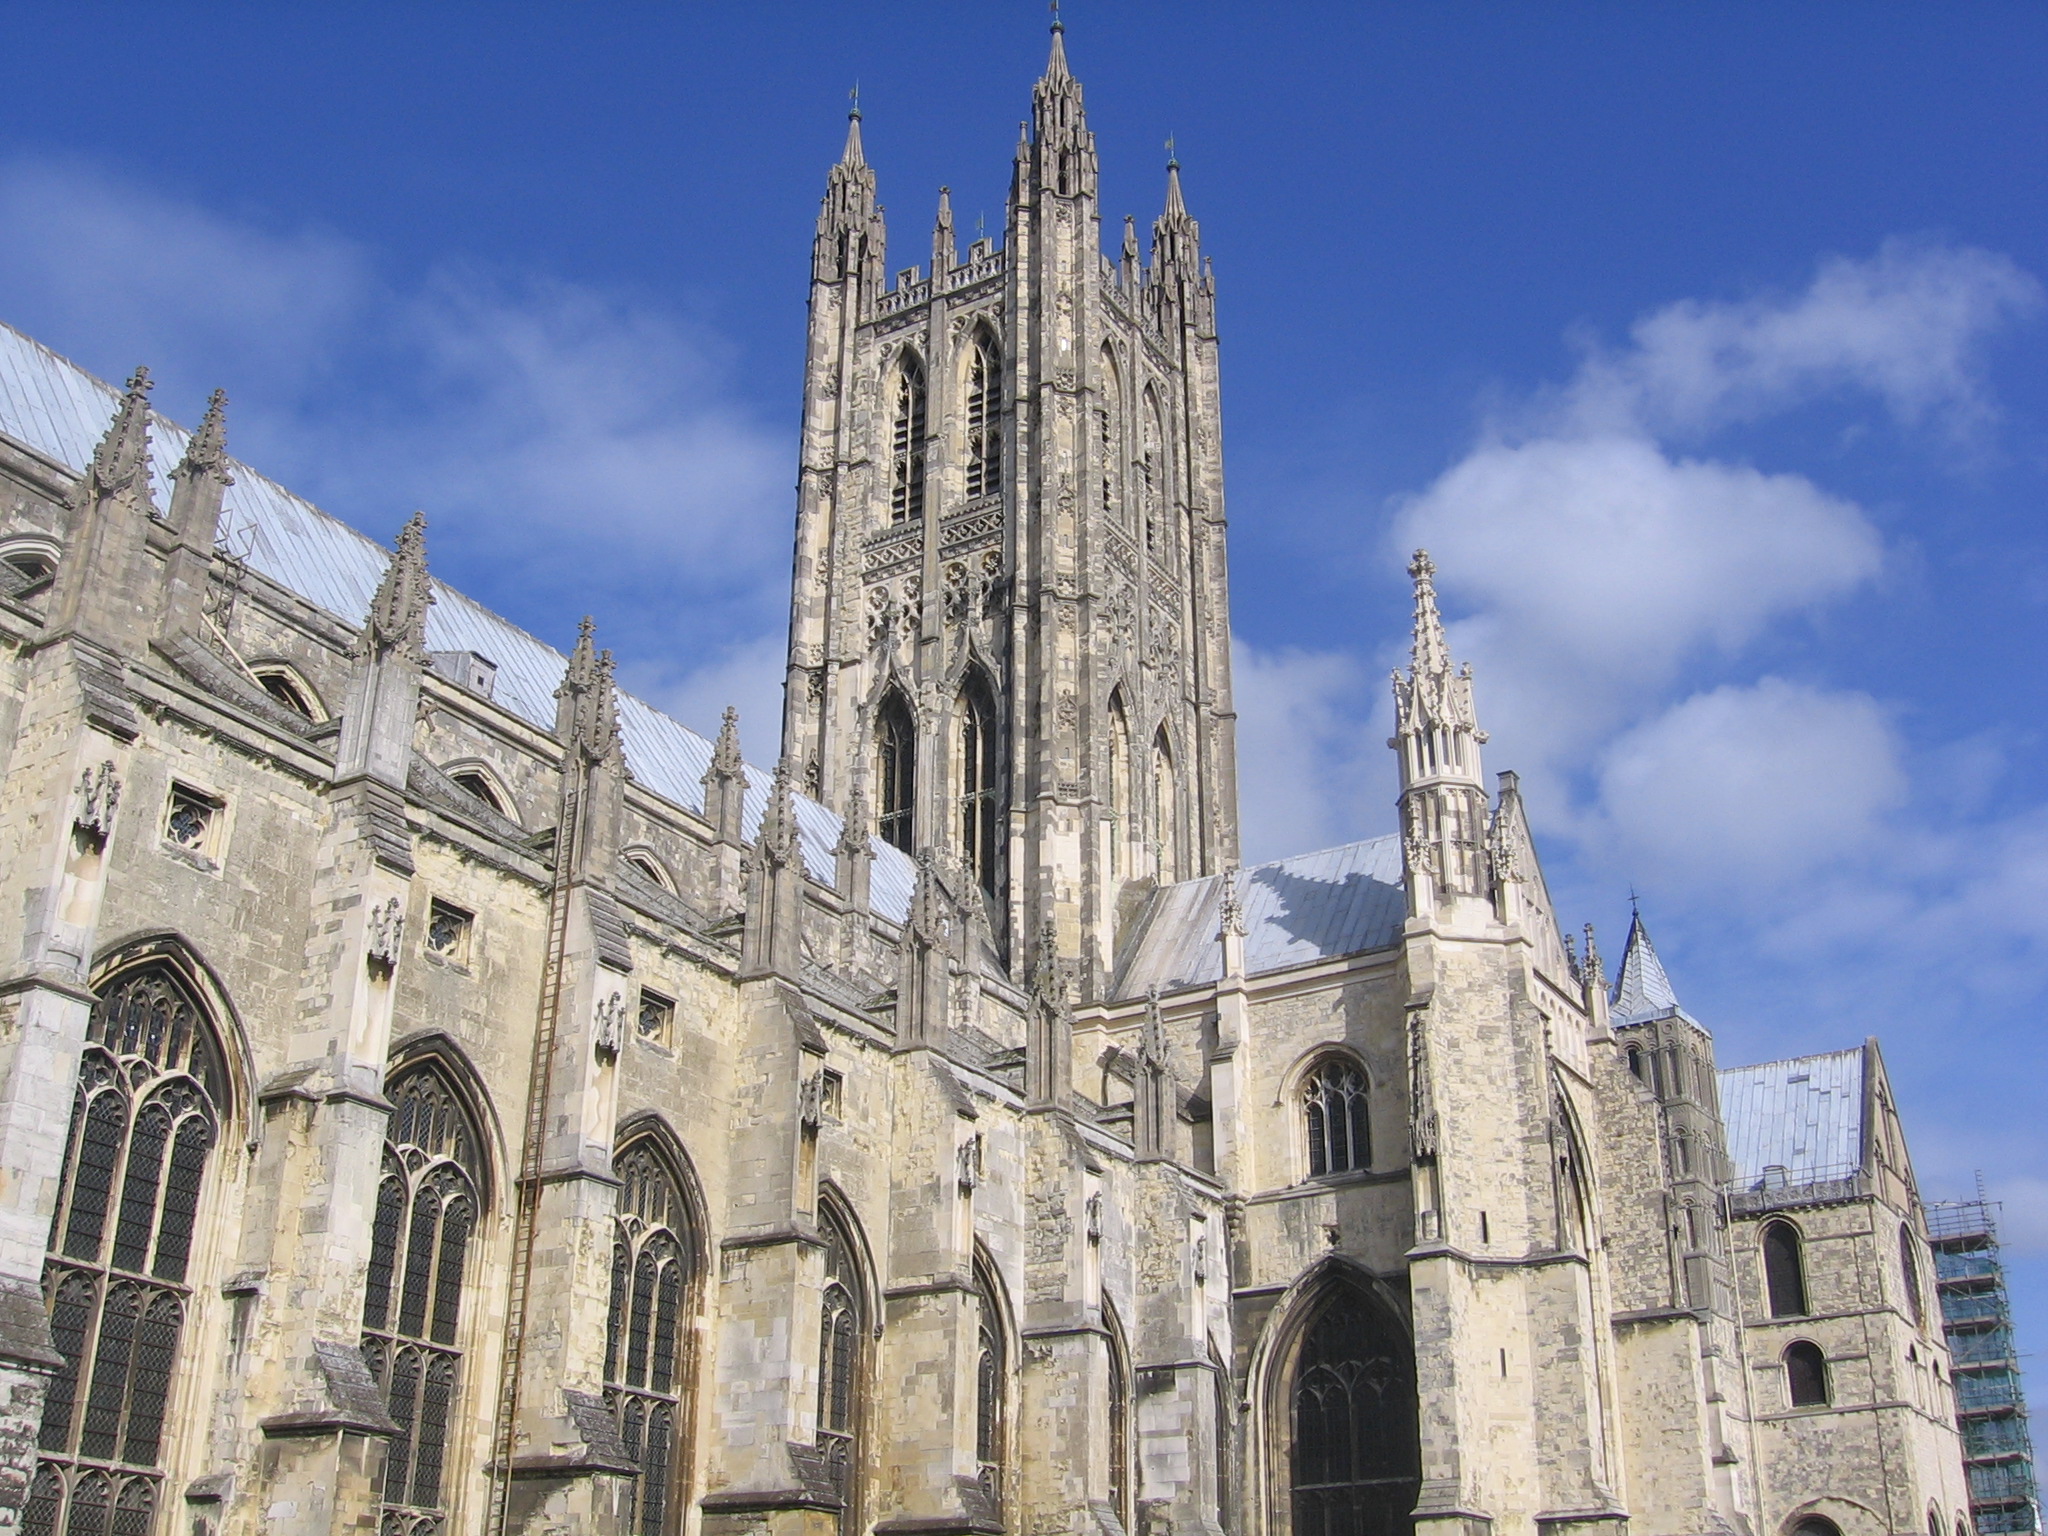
<box><xmin>29</xmin><ymin>965</ymin><xmax>224</xmax><ymax>1536</ymax></box>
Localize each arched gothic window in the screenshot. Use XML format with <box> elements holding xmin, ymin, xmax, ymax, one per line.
<box><xmin>29</xmin><ymin>964</ymin><xmax>228</xmax><ymax>1535</ymax></box>
<box><xmin>1097</xmin><ymin>353</ymin><xmax>1122</xmax><ymax>523</ymax></box>
<box><xmin>1899</xmin><ymin>1222</ymin><xmax>1926</xmax><ymax>1332</ymax></box>
<box><xmin>1140</xmin><ymin>392</ymin><xmax>1164</xmax><ymax>556</ymax></box>
<box><xmin>363</xmin><ymin>1062</ymin><xmax>485</xmax><ymax>1536</ymax></box>
<box><xmin>972</xmin><ymin>1255</ymin><xmax>1007</xmax><ymax>1512</ymax></box>
<box><xmin>876</xmin><ymin>693</ymin><xmax>917</xmax><ymax>855</ymax></box>
<box><xmin>817</xmin><ymin>1207</ymin><xmax>865</xmax><ymax>1534</ymax></box>
<box><xmin>1304</xmin><ymin>1061</ymin><xmax>1370</xmax><ymax>1178</ymax></box>
<box><xmin>891</xmin><ymin>356</ymin><xmax>928</xmax><ymax>524</ymax></box>
<box><xmin>1784</xmin><ymin>1340</ymin><xmax>1829</xmax><ymax>1408</ymax></box>
<box><xmin>1761</xmin><ymin>1220</ymin><xmax>1808</xmax><ymax>1318</ymax></box>
<box><xmin>1793</xmin><ymin>1520</ymin><xmax>1844</xmax><ymax>1536</ymax></box>
<box><xmin>1289</xmin><ymin>1284</ymin><xmax>1419</xmax><ymax>1536</ymax></box>
<box><xmin>1152</xmin><ymin>729</ymin><xmax>1183</xmax><ymax>883</ymax></box>
<box><xmin>605</xmin><ymin>1138</ymin><xmax>698</xmax><ymax>1536</ymax></box>
<box><xmin>1106</xmin><ymin>692</ymin><xmax>1132</xmax><ymax>879</ymax></box>
<box><xmin>964</xmin><ymin>334</ymin><xmax>1001</xmax><ymax>500</ymax></box>
<box><xmin>1104</xmin><ymin>1299</ymin><xmax>1133</xmax><ymax>1533</ymax></box>
<box><xmin>957</xmin><ymin>677</ymin><xmax>1001</xmax><ymax>898</ymax></box>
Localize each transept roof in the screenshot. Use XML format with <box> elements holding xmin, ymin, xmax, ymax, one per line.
<box><xmin>1718</xmin><ymin>1046</ymin><xmax>1868</xmax><ymax>1192</ymax></box>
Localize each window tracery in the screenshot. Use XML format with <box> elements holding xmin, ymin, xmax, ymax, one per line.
<box><xmin>605</xmin><ymin>1139</ymin><xmax>696</xmax><ymax>1536</ymax></box>
<box><xmin>1304</xmin><ymin>1060</ymin><xmax>1370</xmax><ymax>1178</ymax></box>
<box><xmin>1106</xmin><ymin>693</ymin><xmax>1132</xmax><ymax>879</ymax></box>
<box><xmin>363</xmin><ymin>1063</ymin><xmax>484</xmax><ymax>1536</ymax></box>
<box><xmin>29</xmin><ymin>964</ymin><xmax>227</xmax><ymax>1536</ymax></box>
<box><xmin>816</xmin><ymin>1208</ymin><xmax>865</xmax><ymax>1534</ymax></box>
<box><xmin>1289</xmin><ymin>1285</ymin><xmax>1418</xmax><ymax>1536</ymax></box>
<box><xmin>972</xmin><ymin>1256</ymin><xmax>1006</xmax><ymax>1512</ymax></box>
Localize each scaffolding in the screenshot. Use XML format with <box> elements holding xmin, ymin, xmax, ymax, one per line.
<box><xmin>1928</xmin><ymin>1191</ymin><xmax>2040</xmax><ymax>1535</ymax></box>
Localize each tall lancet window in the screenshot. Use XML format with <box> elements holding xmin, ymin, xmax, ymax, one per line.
<box><xmin>1140</xmin><ymin>391</ymin><xmax>1165</xmax><ymax>556</ymax></box>
<box><xmin>363</xmin><ymin>1062</ymin><xmax>484</xmax><ymax>1536</ymax></box>
<box><xmin>972</xmin><ymin>1254</ymin><xmax>1007</xmax><ymax>1512</ymax></box>
<box><xmin>1106</xmin><ymin>692</ymin><xmax>1132</xmax><ymax>878</ymax></box>
<box><xmin>1097</xmin><ymin>350</ymin><xmax>1122</xmax><ymax>522</ymax></box>
<box><xmin>891</xmin><ymin>355</ymin><xmax>928</xmax><ymax>524</ymax></box>
<box><xmin>876</xmin><ymin>693</ymin><xmax>917</xmax><ymax>854</ymax></box>
<box><xmin>605</xmin><ymin>1138</ymin><xmax>698</xmax><ymax>1536</ymax></box>
<box><xmin>29</xmin><ymin>963</ymin><xmax>227</xmax><ymax>1536</ymax></box>
<box><xmin>964</xmin><ymin>334</ymin><xmax>1001</xmax><ymax>500</ymax></box>
<box><xmin>1152</xmin><ymin>728</ymin><xmax>1184</xmax><ymax>883</ymax></box>
<box><xmin>958</xmin><ymin>675</ymin><xmax>1001</xmax><ymax>898</ymax></box>
<box><xmin>1304</xmin><ymin>1059</ymin><xmax>1370</xmax><ymax>1177</ymax></box>
<box><xmin>1103</xmin><ymin>1299</ymin><xmax>1133</xmax><ymax>1532</ymax></box>
<box><xmin>816</xmin><ymin>1207</ymin><xmax>866</xmax><ymax>1535</ymax></box>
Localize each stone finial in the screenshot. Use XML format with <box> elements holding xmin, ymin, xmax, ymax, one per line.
<box><xmin>711</xmin><ymin>706</ymin><xmax>744</xmax><ymax>779</ymax></box>
<box><xmin>758</xmin><ymin>759</ymin><xmax>802</xmax><ymax>868</ymax></box>
<box><xmin>835</xmin><ymin>774</ymin><xmax>871</xmax><ymax>860</ymax></box>
<box><xmin>1122</xmin><ymin>213</ymin><xmax>1139</xmax><ymax>270</ymax></box>
<box><xmin>81</xmin><ymin>366</ymin><xmax>156</xmax><ymax>509</ymax></box>
<box><xmin>178</xmin><ymin>389</ymin><xmax>232</xmax><ymax>481</ymax></box>
<box><xmin>1582</xmin><ymin>923</ymin><xmax>1604</xmax><ymax>993</ymax></box>
<box><xmin>360</xmin><ymin>512</ymin><xmax>432</xmax><ymax>661</ymax></box>
<box><xmin>932</xmin><ymin>185</ymin><xmax>955</xmax><ymax>273</ymax></box>
<box><xmin>909</xmin><ymin>849</ymin><xmax>951</xmax><ymax>947</ymax></box>
<box><xmin>1218</xmin><ymin>872</ymin><xmax>1246</xmax><ymax>940</ymax></box>
<box><xmin>556</xmin><ymin>617</ymin><xmax>624</xmax><ymax>767</ymax></box>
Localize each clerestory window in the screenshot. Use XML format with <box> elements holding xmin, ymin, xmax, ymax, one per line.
<box><xmin>1305</xmin><ymin>1060</ymin><xmax>1370</xmax><ymax>1178</ymax></box>
<box><xmin>28</xmin><ymin>963</ymin><xmax>228</xmax><ymax>1536</ymax></box>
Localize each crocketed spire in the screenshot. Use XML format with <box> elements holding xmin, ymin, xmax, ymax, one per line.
<box><xmin>82</xmin><ymin>366</ymin><xmax>156</xmax><ymax>511</ymax></box>
<box><xmin>1392</xmin><ymin>550</ymin><xmax>1484</xmax><ymax>744</ymax></box>
<box><xmin>1030</xmin><ymin>13</ymin><xmax>1097</xmax><ymax>198</ymax></box>
<box><xmin>814</xmin><ymin>95</ymin><xmax>886</xmax><ymax>287</ymax></box>
<box><xmin>360</xmin><ymin>511</ymin><xmax>432</xmax><ymax>661</ymax></box>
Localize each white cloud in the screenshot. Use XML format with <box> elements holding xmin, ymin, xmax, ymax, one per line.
<box><xmin>1398</xmin><ymin>435</ymin><xmax>1881</xmax><ymax>776</ymax></box>
<box><xmin>1566</xmin><ymin>236</ymin><xmax>2042</xmax><ymax>439</ymax></box>
<box><xmin>1230</xmin><ymin>638</ymin><xmax>1386</xmax><ymax>863</ymax></box>
<box><xmin>1591</xmin><ymin>678</ymin><xmax>1905</xmax><ymax>888</ymax></box>
<box><xmin>0</xmin><ymin>154</ymin><xmax>791</xmax><ymax>667</ymax></box>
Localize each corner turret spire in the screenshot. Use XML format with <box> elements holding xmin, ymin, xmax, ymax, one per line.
<box><xmin>1029</xmin><ymin>10</ymin><xmax>1097</xmax><ymax>198</ymax></box>
<box><xmin>1392</xmin><ymin>551</ymin><xmax>1491</xmax><ymax>911</ymax></box>
<box><xmin>814</xmin><ymin>93</ymin><xmax>886</xmax><ymax>289</ymax></box>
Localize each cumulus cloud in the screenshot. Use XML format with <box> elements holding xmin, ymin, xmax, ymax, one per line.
<box><xmin>1230</xmin><ymin>638</ymin><xmax>1387</xmax><ymax>863</ymax></box>
<box><xmin>0</xmin><ymin>153</ymin><xmax>790</xmax><ymax>707</ymax></box>
<box><xmin>1390</xmin><ymin>238</ymin><xmax>2036</xmax><ymax>878</ymax></box>
<box><xmin>1566</xmin><ymin>236</ymin><xmax>2043</xmax><ymax>440</ymax></box>
<box><xmin>1591</xmin><ymin>678</ymin><xmax>1905</xmax><ymax>888</ymax></box>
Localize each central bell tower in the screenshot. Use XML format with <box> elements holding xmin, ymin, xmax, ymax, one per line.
<box><xmin>780</xmin><ymin>23</ymin><xmax>1239</xmax><ymax>995</ymax></box>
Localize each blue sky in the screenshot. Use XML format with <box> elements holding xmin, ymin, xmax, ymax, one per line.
<box><xmin>4</xmin><ymin>3</ymin><xmax>2046</xmax><ymax>1397</ymax></box>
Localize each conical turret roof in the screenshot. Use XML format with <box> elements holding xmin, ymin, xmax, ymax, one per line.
<box><xmin>1611</xmin><ymin>907</ymin><xmax>1682</xmax><ymax>1024</ymax></box>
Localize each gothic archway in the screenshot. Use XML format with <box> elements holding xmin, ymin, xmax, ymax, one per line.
<box><xmin>1275</xmin><ymin>1270</ymin><xmax>1418</xmax><ymax>1536</ymax></box>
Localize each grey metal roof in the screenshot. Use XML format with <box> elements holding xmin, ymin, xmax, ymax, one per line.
<box><xmin>1611</xmin><ymin>909</ymin><xmax>1683</xmax><ymax>1024</ymax></box>
<box><xmin>1113</xmin><ymin>835</ymin><xmax>1406</xmax><ymax>998</ymax></box>
<box><xmin>0</xmin><ymin>319</ymin><xmax>914</xmax><ymax>924</ymax></box>
<box><xmin>1718</xmin><ymin>1047</ymin><xmax>1867</xmax><ymax>1191</ymax></box>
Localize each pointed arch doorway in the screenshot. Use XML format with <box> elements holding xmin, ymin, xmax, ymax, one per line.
<box><xmin>1281</xmin><ymin>1273</ymin><xmax>1419</xmax><ymax>1536</ymax></box>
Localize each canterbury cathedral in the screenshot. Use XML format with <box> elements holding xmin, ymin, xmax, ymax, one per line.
<box><xmin>0</xmin><ymin>25</ymin><xmax>1980</xmax><ymax>1536</ymax></box>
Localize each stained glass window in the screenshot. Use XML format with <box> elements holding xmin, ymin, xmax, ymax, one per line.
<box><xmin>29</xmin><ymin>964</ymin><xmax>224</xmax><ymax>1535</ymax></box>
<box><xmin>364</xmin><ymin>1063</ymin><xmax>483</xmax><ymax>1536</ymax></box>
<box><xmin>606</xmin><ymin>1139</ymin><xmax>696</xmax><ymax>1536</ymax></box>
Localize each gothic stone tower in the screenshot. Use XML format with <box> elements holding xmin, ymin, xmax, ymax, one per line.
<box><xmin>781</xmin><ymin>24</ymin><xmax>1239</xmax><ymax>992</ymax></box>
